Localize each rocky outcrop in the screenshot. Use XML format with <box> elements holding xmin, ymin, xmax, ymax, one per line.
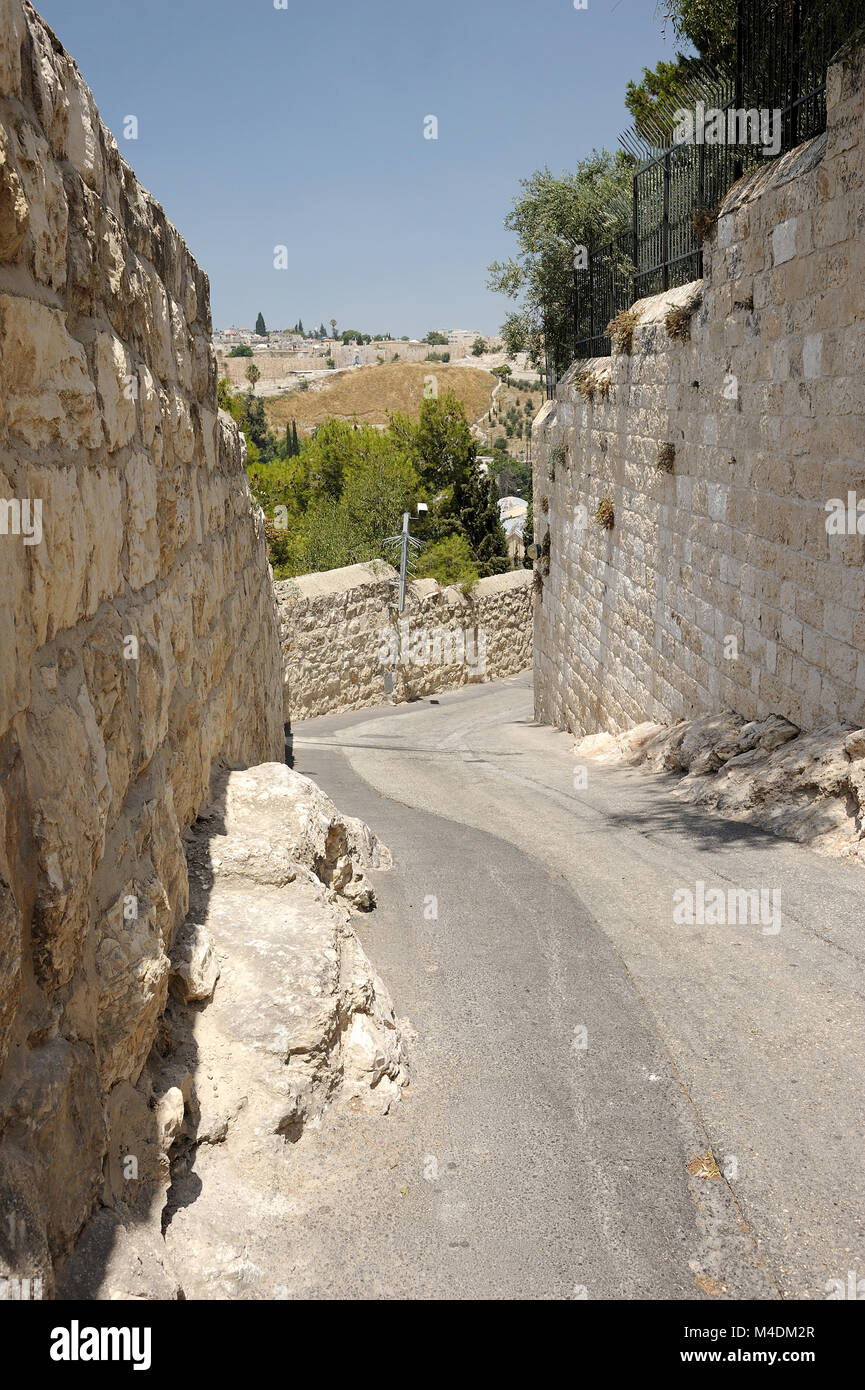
<box><xmin>277</xmin><ymin>561</ymin><xmax>534</xmax><ymax>723</ymax></box>
<box><xmin>57</xmin><ymin>764</ymin><xmax>410</xmax><ymax>1301</ymax></box>
<box><xmin>0</xmin><ymin>0</ymin><xmax>283</xmax><ymax>1295</ymax></box>
<box><xmin>575</xmin><ymin>713</ymin><xmax>865</xmax><ymax>862</ymax></box>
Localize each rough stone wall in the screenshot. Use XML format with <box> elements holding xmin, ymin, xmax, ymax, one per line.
<box><xmin>534</xmin><ymin>38</ymin><xmax>865</xmax><ymax>739</ymax></box>
<box><xmin>0</xmin><ymin>0</ymin><xmax>283</xmax><ymax>1288</ymax></box>
<box><xmin>276</xmin><ymin>562</ymin><xmax>533</xmax><ymax>722</ymax></box>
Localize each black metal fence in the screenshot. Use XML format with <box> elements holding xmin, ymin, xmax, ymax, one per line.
<box><xmin>545</xmin><ymin>0</ymin><xmax>865</xmax><ymax>396</ymax></box>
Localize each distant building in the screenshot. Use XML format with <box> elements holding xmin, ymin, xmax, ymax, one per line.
<box><xmin>498</xmin><ymin>495</ymin><xmax>528</xmax><ymax>563</ymax></box>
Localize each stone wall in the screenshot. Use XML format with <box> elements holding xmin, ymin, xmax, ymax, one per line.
<box><xmin>276</xmin><ymin>562</ymin><xmax>533</xmax><ymax>722</ymax></box>
<box><xmin>0</xmin><ymin>0</ymin><xmax>283</xmax><ymax>1289</ymax></box>
<box><xmin>534</xmin><ymin>37</ymin><xmax>865</xmax><ymax>739</ymax></box>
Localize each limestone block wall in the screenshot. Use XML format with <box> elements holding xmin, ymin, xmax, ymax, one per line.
<box><xmin>534</xmin><ymin>37</ymin><xmax>865</xmax><ymax>740</ymax></box>
<box><xmin>0</xmin><ymin>0</ymin><xmax>283</xmax><ymax>1286</ymax></box>
<box><xmin>276</xmin><ymin>562</ymin><xmax>533</xmax><ymax>722</ymax></box>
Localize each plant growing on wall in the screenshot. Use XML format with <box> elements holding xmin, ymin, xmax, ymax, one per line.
<box><xmin>692</xmin><ymin>202</ymin><xmax>720</xmax><ymax>243</ymax></box>
<box><xmin>607</xmin><ymin>308</ymin><xmax>639</xmax><ymax>355</ymax></box>
<box><xmin>657</xmin><ymin>442</ymin><xmax>676</xmax><ymax>472</ymax></box>
<box><xmin>549</xmin><ymin>443</ymin><xmax>568</xmax><ymax>478</ymax></box>
<box><xmin>595</xmin><ymin>496</ymin><xmax>615</xmax><ymax>529</ymax></box>
<box><xmin>575</xmin><ymin>369</ymin><xmax>596</xmax><ymax>402</ymax></box>
<box><xmin>664</xmin><ymin>293</ymin><xmax>702</xmax><ymax>342</ymax></box>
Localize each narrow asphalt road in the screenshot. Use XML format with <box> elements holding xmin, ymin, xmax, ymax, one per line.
<box><xmin>283</xmin><ymin>673</ymin><xmax>864</xmax><ymax>1300</ymax></box>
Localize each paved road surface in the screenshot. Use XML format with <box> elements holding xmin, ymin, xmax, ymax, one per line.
<box><xmin>282</xmin><ymin>673</ymin><xmax>864</xmax><ymax>1300</ymax></box>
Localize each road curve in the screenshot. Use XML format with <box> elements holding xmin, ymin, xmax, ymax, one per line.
<box><xmin>284</xmin><ymin>673</ymin><xmax>864</xmax><ymax>1301</ymax></box>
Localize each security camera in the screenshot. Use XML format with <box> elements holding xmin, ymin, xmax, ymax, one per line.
<box><xmin>416</xmin><ymin>502</ymin><xmax>429</xmax><ymax>516</ymax></box>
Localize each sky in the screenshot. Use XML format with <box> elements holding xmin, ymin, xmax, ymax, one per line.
<box><xmin>36</xmin><ymin>0</ymin><xmax>682</xmax><ymax>337</ymax></box>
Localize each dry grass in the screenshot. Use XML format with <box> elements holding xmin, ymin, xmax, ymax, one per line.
<box><xmin>686</xmin><ymin>1151</ymin><xmax>721</xmax><ymax>1180</ymax></box>
<box><xmin>657</xmin><ymin>442</ymin><xmax>676</xmax><ymax>473</ymax></box>
<box><xmin>665</xmin><ymin>295</ymin><xmax>702</xmax><ymax>343</ymax></box>
<box><xmin>575</xmin><ymin>368</ymin><xmax>596</xmax><ymax>402</ymax></box>
<box><xmin>692</xmin><ymin>202</ymin><xmax>720</xmax><ymax>243</ymax></box>
<box><xmin>263</xmin><ymin>362</ymin><xmax>497</xmax><ymax>434</ymax></box>
<box><xmin>607</xmin><ymin>307</ymin><xmax>639</xmax><ymax>355</ymax></box>
<box><xmin>595</xmin><ymin>496</ymin><xmax>615</xmax><ymax>530</ymax></box>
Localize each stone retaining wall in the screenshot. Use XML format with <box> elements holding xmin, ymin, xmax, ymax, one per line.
<box><xmin>534</xmin><ymin>37</ymin><xmax>865</xmax><ymax>739</ymax></box>
<box><xmin>276</xmin><ymin>562</ymin><xmax>533</xmax><ymax>722</ymax></box>
<box><xmin>0</xmin><ymin>0</ymin><xmax>282</xmax><ymax>1289</ymax></box>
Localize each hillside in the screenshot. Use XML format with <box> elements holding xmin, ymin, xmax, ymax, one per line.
<box><xmin>264</xmin><ymin>362</ymin><xmax>497</xmax><ymax>434</ymax></box>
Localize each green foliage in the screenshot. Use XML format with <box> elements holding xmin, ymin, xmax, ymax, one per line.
<box><xmin>661</xmin><ymin>0</ymin><xmax>737</xmax><ymax>60</ymax></box>
<box><xmin>416</xmin><ymin>533</ymin><xmax>479</xmax><ymax>592</ymax></box>
<box><xmin>255</xmin><ymin>312</ymin><xmax>267</xmax><ymax>336</ymax></box>
<box><xmin>452</xmin><ymin>462</ymin><xmax>511</xmax><ymax>577</ymax></box>
<box><xmin>408</xmin><ymin>390</ymin><xmax>477</xmax><ymax>495</ymax></box>
<box><xmin>487</xmin><ymin>151</ymin><xmax>633</xmax><ymax>367</ymax></box>
<box><xmin>471</xmin><ymin>337</ymin><xmax>488</xmax><ymax>356</ymax></box>
<box><xmin>424</xmin><ymin>330</ymin><xmax>449</xmax><ymax>345</ymax></box>
<box><xmin>625</xmin><ymin>54</ymin><xmax>705</xmax><ymax>144</ymax></box>
<box><xmin>245</xmin><ymin>361</ymin><xmax>261</xmax><ymax>391</ymax></box>
<box><xmin>488</xmin><ymin>453</ymin><xmax>531</xmax><ymax>501</ymax></box>
<box><xmin>247</xmin><ymin>392</ymin><xmax>515</xmax><ymax>583</ymax></box>
<box><xmin>228</xmin><ymin>345</ymin><xmax>253</xmax><ymax>358</ymax></box>
<box><xmin>425</xmin><ymin>351</ymin><xmax>450</xmax><ymax>363</ymax></box>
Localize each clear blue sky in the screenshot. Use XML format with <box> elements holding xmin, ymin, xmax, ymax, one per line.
<box><xmin>37</xmin><ymin>0</ymin><xmax>681</xmax><ymax>336</ymax></box>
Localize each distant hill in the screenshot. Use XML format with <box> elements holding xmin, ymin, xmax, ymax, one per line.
<box><xmin>263</xmin><ymin>362</ymin><xmax>497</xmax><ymax>434</ymax></box>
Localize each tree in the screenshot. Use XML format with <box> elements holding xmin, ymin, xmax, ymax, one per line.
<box><xmin>330</xmin><ymin>318</ymin><xmax>337</xmax><ymax>340</ymax></box>
<box><xmin>487</xmin><ymin>151</ymin><xmax>633</xmax><ymax>367</ymax></box>
<box><xmin>292</xmin><ymin>421</ymin><xmax>299</xmax><ymax>456</ymax></box>
<box><xmin>255</xmin><ymin>312</ymin><xmax>267</xmax><ymax>336</ymax></box>
<box><xmin>661</xmin><ymin>0</ymin><xmax>736</xmax><ymax>60</ymax></box>
<box><xmin>228</xmin><ymin>345</ymin><xmax>253</xmax><ymax>358</ymax></box>
<box><xmin>416</xmin><ymin>533</ymin><xmax>478</xmax><ymax>591</ymax></box>
<box><xmin>626</xmin><ymin>55</ymin><xmax>706</xmax><ymax>143</ymax></box>
<box><xmin>407</xmin><ymin>390</ymin><xmax>477</xmax><ymax>495</ymax></box>
<box><xmin>245</xmin><ymin>362</ymin><xmax>261</xmax><ymax>392</ymax></box>
<box><xmin>471</xmin><ymin>337</ymin><xmax>488</xmax><ymax>356</ymax></box>
<box><xmin>452</xmin><ymin>462</ymin><xmax>511</xmax><ymax>577</ymax></box>
<box><xmin>424</xmin><ymin>330</ymin><xmax>449</xmax><ymax>346</ymax></box>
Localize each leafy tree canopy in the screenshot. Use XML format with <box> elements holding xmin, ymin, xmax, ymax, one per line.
<box><xmin>487</xmin><ymin>151</ymin><xmax>633</xmax><ymax>366</ymax></box>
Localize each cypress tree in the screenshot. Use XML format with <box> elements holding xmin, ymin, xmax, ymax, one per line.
<box><xmin>292</xmin><ymin>421</ymin><xmax>299</xmax><ymax>455</ymax></box>
<box><xmin>452</xmin><ymin>463</ymin><xmax>511</xmax><ymax>578</ymax></box>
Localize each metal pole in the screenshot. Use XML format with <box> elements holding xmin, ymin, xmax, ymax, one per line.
<box><xmin>398</xmin><ymin>511</ymin><xmax>409</xmax><ymax>612</ymax></box>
